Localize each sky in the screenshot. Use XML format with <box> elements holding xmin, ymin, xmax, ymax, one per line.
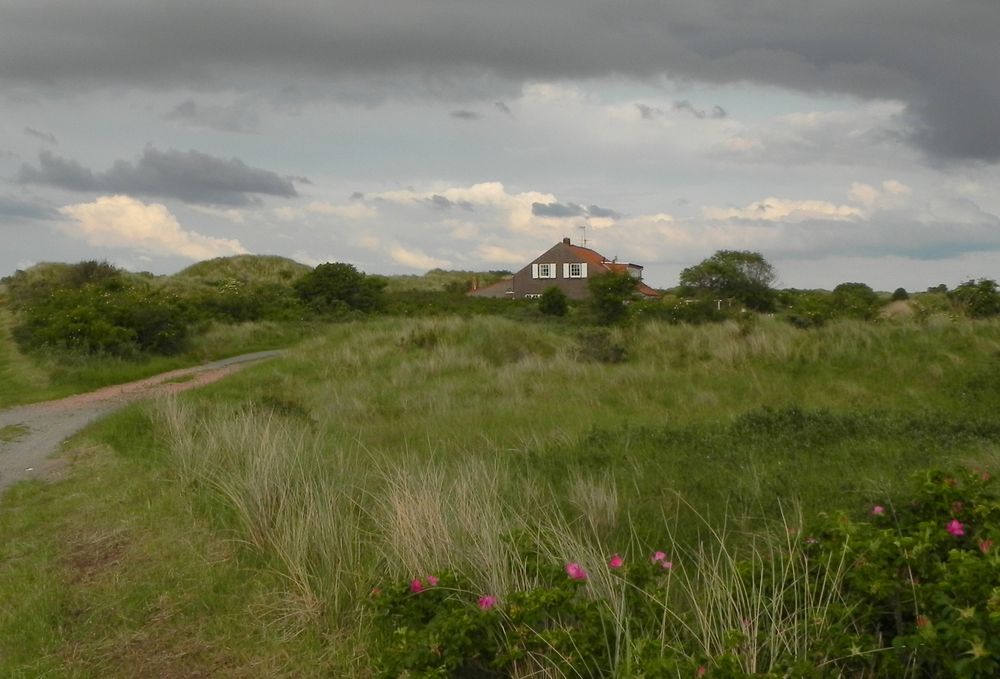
<box><xmin>1</xmin><ymin>1</ymin><xmax>999</xmax><ymax>291</ymax></box>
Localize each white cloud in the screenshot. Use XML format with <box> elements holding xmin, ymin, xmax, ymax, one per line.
<box><xmin>703</xmin><ymin>197</ymin><xmax>863</xmax><ymax>222</ymax></box>
<box><xmin>848</xmin><ymin>179</ymin><xmax>911</xmax><ymax>209</ymax></box>
<box><xmin>388</xmin><ymin>245</ymin><xmax>450</xmax><ymax>270</ymax></box>
<box><xmin>474</xmin><ymin>244</ymin><xmax>528</xmax><ymax>264</ymax></box>
<box><xmin>59</xmin><ymin>195</ymin><xmax>247</xmax><ymax>260</ymax></box>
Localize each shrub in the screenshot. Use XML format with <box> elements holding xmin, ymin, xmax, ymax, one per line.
<box><xmin>811</xmin><ymin>467</ymin><xmax>1000</xmax><ymax>678</ymax></box>
<box><xmin>538</xmin><ymin>286</ymin><xmax>569</xmax><ymax>316</ymax></box>
<box><xmin>372</xmin><ymin>560</ymin><xmax>680</xmax><ymax>677</ymax></box>
<box><xmin>293</xmin><ymin>262</ymin><xmax>386</xmax><ymax>314</ymax></box>
<box><xmin>830</xmin><ymin>282</ymin><xmax>881</xmax><ymax>320</ymax></box>
<box><xmin>13</xmin><ymin>279</ymin><xmax>189</xmax><ymax>356</ymax></box>
<box><xmin>632</xmin><ymin>296</ymin><xmax>731</xmax><ymax>325</ymax></box>
<box><xmin>9</xmin><ymin>262</ymin><xmax>190</xmax><ymax>357</ymax></box>
<box><xmin>949</xmin><ymin>279</ymin><xmax>1000</xmax><ymax>318</ymax></box>
<box><xmin>588</xmin><ymin>271</ymin><xmax>638</xmax><ymax>324</ymax></box>
<box><xmin>778</xmin><ymin>289</ymin><xmax>833</xmax><ymax>328</ymax></box>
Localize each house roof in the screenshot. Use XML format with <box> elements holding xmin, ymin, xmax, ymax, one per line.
<box><xmin>563</xmin><ymin>243</ymin><xmax>660</xmax><ymax>297</ymax></box>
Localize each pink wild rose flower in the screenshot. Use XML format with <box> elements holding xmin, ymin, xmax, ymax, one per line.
<box><xmin>478</xmin><ymin>595</ymin><xmax>497</xmax><ymax>611</ymax></box>
<box><xmin>608</xmin><ymin>554</ymin><xmax>624</xmax><ymax>569</ymax></box>
<box><xmin>870</xmin><ymin>505</ymin><xmax>885</xmax><ymax>516</ymax></box>
<box><xmin>651</xmin><ymin>551</ymin><xmax>667</xmax><ymax>564</ymax></box>
<box><xmin>426</xmin><ymin>575</ymin><xmax>439</xmax><ymax>586</ymax></box>
<box><xmin>409</xmin><ymin>578</ymin><xmax>424</xmax><ymax>593</ymax></box>
<box><xmin>565</xmin><ymin>562</ymin><xmax>588</xmax><ymax>581</ymax></box>
<box><xmin>947</xmin><ymin>519</ymin><xmax>965</xmax><ymax>537</ymax></box>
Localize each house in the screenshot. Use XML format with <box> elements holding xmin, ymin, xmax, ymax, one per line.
<box><xmin>469</xmin><ymin>237</ymin><xmax>660</xmax><ymax>300</ymax></box>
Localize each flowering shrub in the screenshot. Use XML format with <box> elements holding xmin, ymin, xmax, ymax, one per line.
<box><xmin>811</xmin><ymin>467</ymin><xmax>1000</xmax><ymax>678</ymax></box>
<box><xmin>371</xmin><ymin>555</ymin><xmax>693</xmax><ymax>677</ymax></box>
<box><xmin>371</xmin><ymin>467</ymin><xmax>1000</xmax><ymax>677</ymax></box>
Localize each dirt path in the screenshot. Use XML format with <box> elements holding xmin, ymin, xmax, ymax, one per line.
<box><xmin>0</xmin><ymin>350</ymin><xmax>282</xmax><ymax>493</ymax></box>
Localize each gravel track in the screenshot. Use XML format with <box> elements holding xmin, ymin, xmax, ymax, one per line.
<box><xmin>0</xmin><ymin>350</ymin><xmax>282</xmax><ymax>494</ymax></box>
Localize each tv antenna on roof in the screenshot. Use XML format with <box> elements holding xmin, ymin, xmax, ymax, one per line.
<box><xmin>578</xmin><ymin>224</ymin><xmax>587</xmax><ymax>247</ymax></box>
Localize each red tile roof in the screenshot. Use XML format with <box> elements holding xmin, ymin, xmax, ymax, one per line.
<box><xmin>565</xmin><ymin>244</ymin><xmax>659</xmax><ymax>297</ymax></box>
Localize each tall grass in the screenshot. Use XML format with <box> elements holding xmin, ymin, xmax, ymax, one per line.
<box><xmin>669</xmin><ymin>511</ymin><xmax>853</xmax><ymax>674</ymax></box>
<box><xmin>160</xmin><ymin>399</ymin><xmax>370</xmax><ymax>626</ymax></box>
<box><xmin>145</xmin><ymin>315</ymin><xmax>1000</xmax><ymax>671</ymax></box>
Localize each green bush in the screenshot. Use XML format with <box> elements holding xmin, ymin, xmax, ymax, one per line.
<box><xmin>949</xmin><ymin>279</ymin><xmax>1000</xmax><ymax>318</ymax></box>
<box><xmin>539</xmin><ymin>286</ymin><xmax>569</xmax><ymax>316</ymax></box>
<box><xmin>294</xmin><ymin>262</ymin><xmax>387</xmax><ymax>314</ymax></box>
<box><xmin>9</xmin><ymin>262</ymin><xmax>189</xmax><ymax>357</ymax></box>
<box><xmin>811</xmin><ymin>467</ymin><xmax>1000</xmax><ymax>678</ymax></box>
<box><xmin>588</xmin><ymin>271</ymin><xmax>638</xmax><ymax>324</ymax></box>
<box><xmin>373</xmin><ymin>559</ymin><xmax>688</xmax><ymax>677</ymax></box>
<box><xmin>777</xmin><ymin>289</ymin><xmax>833</xmax><ymax>328</ymax></box>
<box><xmin>183</xmin><ymin>279</ymin><xmax>304</xmax><ymax>322</ymax></box>
<box><xmin>830</xmin><ymin>282</ymin><xmax>881</xmax><ymax>320</ymax></box>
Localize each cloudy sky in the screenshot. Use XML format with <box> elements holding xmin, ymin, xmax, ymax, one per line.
<box><xmin>2</xmin><ymin>1</ymin><xmax>999</xmax><ymax>290</ymax></box>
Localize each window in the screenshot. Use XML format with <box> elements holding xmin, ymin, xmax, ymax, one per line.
<box><xmin>570</xmin><ymin>263</ymin><xmax>582</xmax><ymax>277</ymax></box>
<box><xmin>563</xmin><ymin>262</ymin><xmax>588</xmax><ymax>278</ymax></box>
<box><xmin>533</xmin><ymin>263</ymin><xmax>557</xmax><ymax>279</ymax></box>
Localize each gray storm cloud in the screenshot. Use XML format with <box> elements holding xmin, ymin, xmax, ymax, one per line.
<box><xmin>532</xmin><ymin>202</ymin><xmax>587</xmax><ymax>218</ymax></box>
<box><xmin>0</xmin><ymin>193</ymin><xmax>58</xmax><ymax>221</ymax></box>
<box><xmin>532</xmin><ymin>202</ymin><xmax>621</xmax><ymax>219</ymax></box>
<box><xmin>24</xmin><ymin>127</ymin><xmax>58</xmax><ymax>144</ymax></box>
<box><xmin>17</xmin><ymin>147</ymin><xmax>298</xmax><ymax>206</ymax></box>
<box><xmin>165</xmin><ymin>99</ymin><xmax>260</xmax><ymax>133</ymax></box>
<box><xmin>1</xmin><ymin>1</ymin><xmax>997</xmax><ymax>161</ymax></box>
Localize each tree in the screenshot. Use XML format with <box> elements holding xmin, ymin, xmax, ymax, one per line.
<box><xmin>293</xmin><ymin>262</ymin><xmax>386</xmax><ymax>313</ymax></box>
<box><xmin>891</xmin><ymin>287</ymin><xmax>909</xmax><ymax>301</ymax></box>
<box><xmin>949</xmin><ymin>279</ymin><xmax>1000</xmax><ymax>318</ymax></box>
<box><xmin>538</xmin><ymin>286</ymin><xmax>568</xmax><ymax>316</ymax></box>
<box><xmin>678</xmin><ymin>250</ymin><xmax>777</xmax><ymax>311</ymax></box>
<box><xmin>588</xmin><ymin>271</ymin><xmax>638</xmax><ymax>324</ymax></box>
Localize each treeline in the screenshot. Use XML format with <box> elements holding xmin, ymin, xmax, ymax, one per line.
<box><xmin>635</xmin><ymin>250</ymin><xmax>1000</xmax><ymax>327</ymax></box>
<box><xmin>1</xmin><ymin>259</ymin><xmax>361</xmax><ymax>357</ymax></box>
<box><xmin>0</xmin><ymin>258</ymin><xmax>520</xmax><ymax>358</ymax></box>
<box><xmin>2</xmin><ymin>252</ymin><xmax>998</xmax><ymax>359</ymax></box>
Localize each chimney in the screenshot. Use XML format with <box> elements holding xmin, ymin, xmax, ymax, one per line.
<box><xmin>562</xmin><ymin>237</ymin><xmax>571</xmax><ymax>245</ymax></box>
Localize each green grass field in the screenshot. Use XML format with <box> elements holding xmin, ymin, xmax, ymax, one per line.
<box><xmin>2</xmin><ymin>314</ymin><xmax>1000</xmax><ymax>675</ymax></box>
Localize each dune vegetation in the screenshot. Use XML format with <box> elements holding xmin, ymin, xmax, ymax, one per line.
<box><xmin>3</xmin><ymin>308</ymin><xmax>1000</xmax><ymax>676</ymax></box>
<box><xmin>4</xmin><ymin>255</ymin><xmax>1000</xmax><ymax>675</ymax></box>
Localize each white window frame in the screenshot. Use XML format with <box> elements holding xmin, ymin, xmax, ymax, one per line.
<box><xmin>533</xmin><ymin>262</ymin><xmax>557</xmax><ymax>279</ymax></box>
<box><xmin>563</xmin><ymin>262</ymin><xmax>587</xmax><ymax>278</ymax></box>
